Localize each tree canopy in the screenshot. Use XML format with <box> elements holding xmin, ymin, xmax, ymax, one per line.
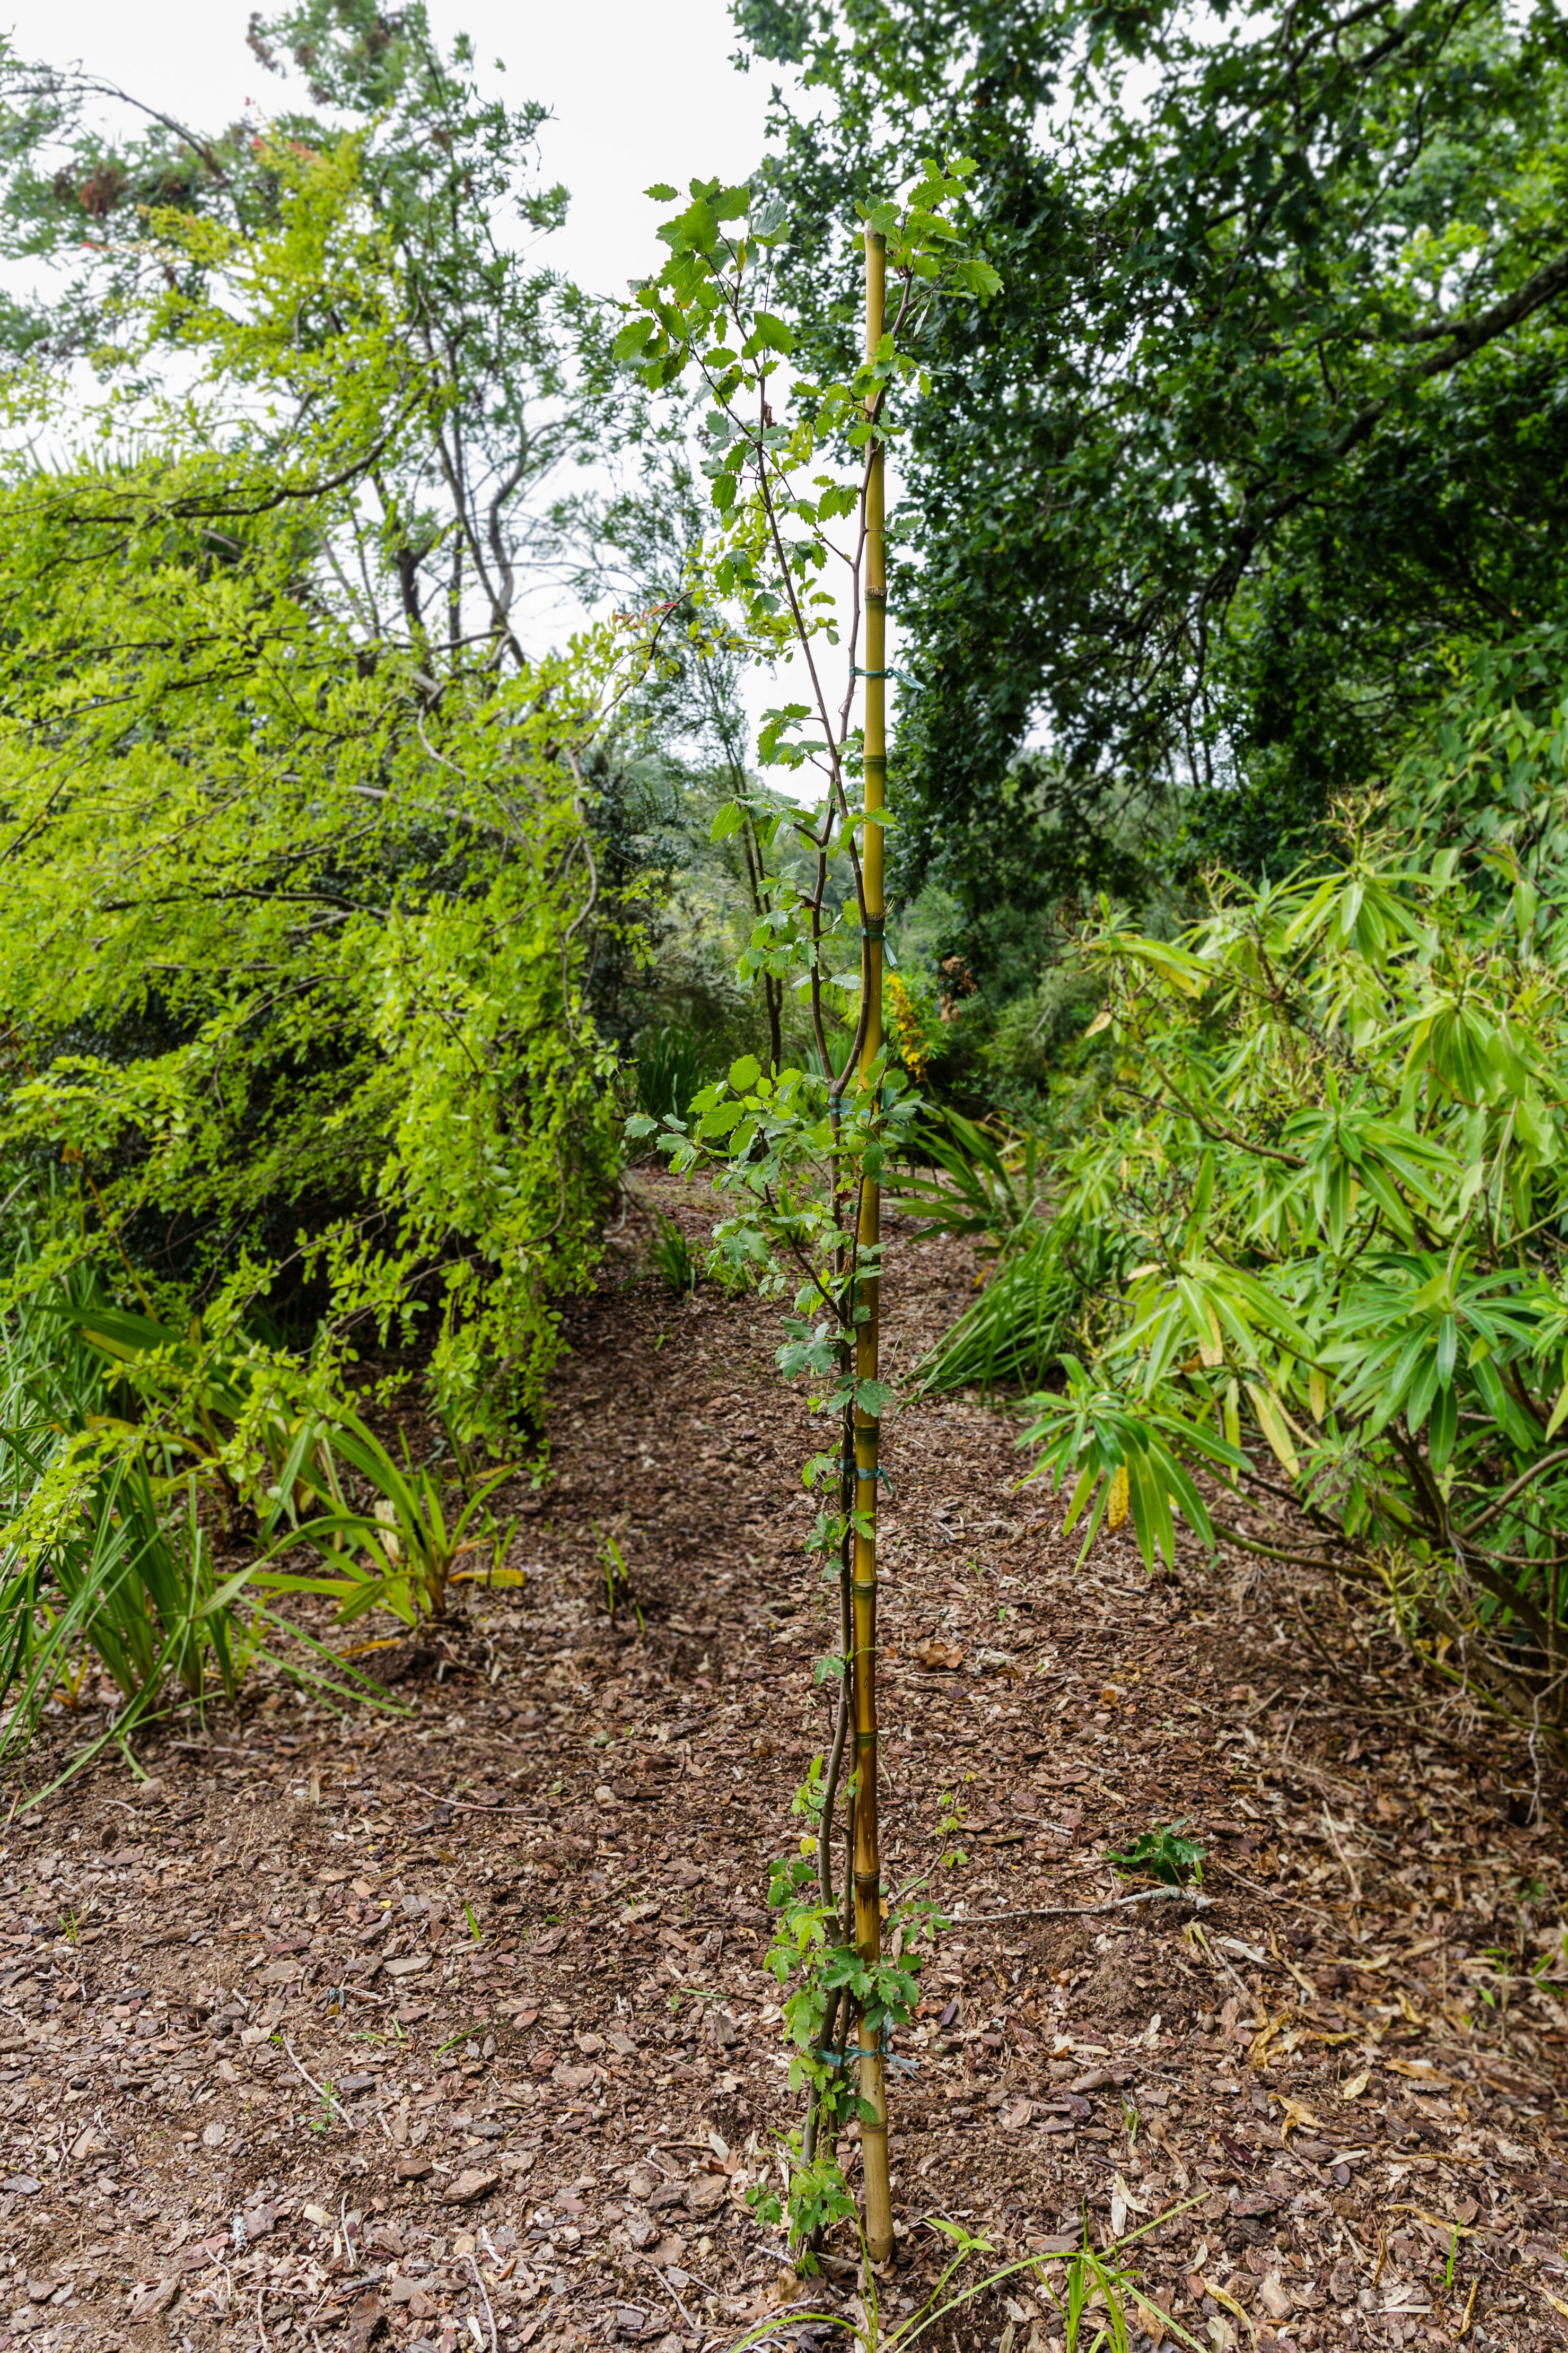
<box><xmin>0</xmin><ymin>4</ymin><xmax>645</xmax><ymax>1440</ymax></box>
<box><xmin>737</xmin><ymin>0</ymin><xmax>1568</xmax><ymax>919</ymax></box>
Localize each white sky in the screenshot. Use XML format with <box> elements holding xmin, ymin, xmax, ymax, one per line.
<box><xmin>1</xmin><ymin>0</ymin><xmax>777</xmax><ymax>298</ymax></box>
<box><xmin>1</xmin><ymin>0</ymin><xmax>875</xmax><ymax>783</ymax></box>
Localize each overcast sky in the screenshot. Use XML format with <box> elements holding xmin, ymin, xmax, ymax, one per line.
<box><xmin>1</xmin><ymin>0</ymin><xmax>778</xmax><ymax>298</ymax></box>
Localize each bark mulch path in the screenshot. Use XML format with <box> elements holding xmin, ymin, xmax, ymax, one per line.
<box><xmin>1</xmin><ymin>1175</ymin><xmax>1565</xmax><ymax>2353</ymax></box>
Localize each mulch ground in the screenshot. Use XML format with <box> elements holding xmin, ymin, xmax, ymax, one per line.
<box><xmin>1</xmin><ymin>1173</ymin><xmax>1566</xmax><ymax>2353</ymax></box>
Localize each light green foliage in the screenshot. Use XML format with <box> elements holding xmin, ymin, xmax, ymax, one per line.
<box><xmin>728</xmin><ymin>2198</ymin><xmax>1194</xmax><ymax>2352</ymax></box>
<box><xmin>0</xmin><ymin>1260</ymin><xmax>379</xmax><ymax>1794</ymax></box>
<box><xmin>1020</xmin><ymin>675</ymin><xmax>1568</xmax><ymax>1722</ymax></box>
<box><xmin>617</xmin><ymin>162</ymin><xmax>1001</xmax><ymax>1379</ymax></box>
<box><xmin>0</xmin><ymin>11</ymin><xmax>634</xmax><ymax>1445</ymax></box>
<box><xmin>617</xmin><ymin>161</ymin><xmax>997</xmax><ymax>669</ymax></box>
<box><xmin>762</xmin><ymin>1849</ymin><xmax>926</xmax><ymax>2095</ymax></box>
<box><xmin>593</xmin><ymin>1523</ymin><xmax>637</xmax><ymax>1627</ymax></box>
<box><xmin>253</xmin><ymin>1408</ymin><xmax>522</xmax><ymax>1626</ymax></box>
<box><xmin>64</xmin><ymin>1289</ymin><xmax>522</xmax><ymax>1625</ymax></box>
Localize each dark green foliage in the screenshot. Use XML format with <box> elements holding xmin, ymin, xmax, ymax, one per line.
<box><xmin>915</xmin><ymin>1219</ymin><xmax>1120</xmax><ymax>1397</ymax></box>
<box><xmin>635</xmin><ymin>1026</ymin><xmax>726</xmax><ymax>1124</ymax></box>
<box><xmin>650</xmin><ymin>1214</ymin><xmax>698</xmax><ymax>1297</ymax></box>
<box><xmin>739</xmin><ymin>0</ymin><xmax>1568</xmax><ymax>914</ymax></box>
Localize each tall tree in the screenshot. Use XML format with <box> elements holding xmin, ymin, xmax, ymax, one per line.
<box><xmin>0</xmin><ymin>11</ymin><xmax>643</xmax><ymax>1440</ymax></box>
<box><xmin>736</xmin><ymin>0</ymin><xmax>1568</xmax><ymax>916</ymax></box>
<box><xmin>0</xmin><ymin>0</ymin><xmax>620</xmax><ymax>661</ymax></box>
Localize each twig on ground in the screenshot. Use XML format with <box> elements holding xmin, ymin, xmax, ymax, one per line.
<box><xmin>409</xmin><ymin>1784</ymin><xmax>551</xmax><ymax>1822</ymax></box>
<box><xmin>1321</xmin><ymin>1806</ymin><xmax>1364</xmax><ymax>1906</ymax></box>
<box><xmin>282</xmin><ymin>2036</ymin><xmax>354</xmax><ymax>2131</ymax></box>
<box><xmin>1189</xmin><ymin>1921</ymin><xmax>1255</xmax><ymax>2006</ymax></box>
<box><xmin>636</xmin><ymin>2249</ymin><xmax>701</xmax><ymax>2335</ymax></box>
<box><xmin>1241</xmin><ymin>1684</ymin><xmax>1288</xmax><ymax>1723</ymax></box>
<box><xmin>467</xmin><ymin>2253</ymin><xmax>497</xmax><ymax>2353</ymax></box>
<box><xmin>1201</xmin><ymin>1858</ymin><xmax>1337</xmax><ymax>1921</ymax></box>
<box><xmin>957</xmin><ymin>1887</ymin><xmax>1215</xmax><ymax>1924</ymax></box>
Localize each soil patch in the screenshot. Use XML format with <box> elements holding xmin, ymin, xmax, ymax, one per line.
<box><xmin>1</xmin><ymin>1176</ymin><xmax>1564</xmax><ymax>2351</ymax></box>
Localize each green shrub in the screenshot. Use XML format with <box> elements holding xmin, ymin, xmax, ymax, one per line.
<box><xmin>252</xmin><ymin>1408</ymin><xmax>523</xmax><ymax>1627</ymax></box>
<box><xmin>0</xmin><ymin>1272</ymin><xmax>374</xmax><ymax>1796</ymax></box>
<box><xmin>650</xmin><ymin>1214</ymin><xmax>697</xmax><ymax>1295</ymax></box>
<box><xmin>1019</xmin><ymin>724</ymin><xmax>1568</xmax><ymax>1727</ymax></box>
<box><xmin>916</xmin><ymin>1218</ymin><xmax>1122</xmax><ymax>1396</ymax></box>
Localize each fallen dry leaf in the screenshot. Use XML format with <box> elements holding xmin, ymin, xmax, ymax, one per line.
<box><xmin>1386</xmin><ymin>2059</ymin><xmax>1453</xmax><ymax>2087</ymax></box>
<box><xmin>1339</xmin><ymin>2069</ymin><xmax>1371</xmax><ymax>2099</ymax></box>
<box><xmin>1201</xmin><ymin>2274</ymin><xmax>1255</xmax><ymax>2339</ymax></box>
<box><xmin>915</xmin><ymin>1638</ymin><xmax>965</xmax><ymax>1670</ymax></box>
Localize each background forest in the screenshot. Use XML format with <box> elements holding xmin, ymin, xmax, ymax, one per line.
<box><xmin>0</xmin><ymin>0</ymin><xmax>1564</xmax><ymax>2019</ymax></box>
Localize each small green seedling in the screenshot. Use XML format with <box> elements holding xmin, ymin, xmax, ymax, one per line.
<box><xmin>594</xmin><ymin>1523</ymin><xmax>635</xmax><ymax>1623</ymax></box>
<box><xmin>651</xmin><ymin>1215</ymin><xmax>696</xmax><ymax>1295</ymax></box>
<box><xmin>936</xmin><ymin>1787</ymin><xmax>969</xmax><ymax>1870</ymax></box>
<box><xmin>1106</xmin><ymin>1819</ymin><xmax>1204</xmax><ymax>1887</ymax></box>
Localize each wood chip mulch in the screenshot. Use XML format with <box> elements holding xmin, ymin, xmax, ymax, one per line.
<box><xmin>0</xmin><ymin>1173</ymin><xmax>1564</xmax><ymax>2353</ymax></box>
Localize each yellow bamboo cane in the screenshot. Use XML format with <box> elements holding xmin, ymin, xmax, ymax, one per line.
<box><xmin>852</xmin><ymin>222</ymin><xmax>894</xmax><ymax>2265</ymax></box>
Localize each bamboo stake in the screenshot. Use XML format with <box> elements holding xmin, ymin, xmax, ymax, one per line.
<box><xmin>851</xmin><ymin>222</ymin><xmax>894</xmax><ymax>2265</ymax></box>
